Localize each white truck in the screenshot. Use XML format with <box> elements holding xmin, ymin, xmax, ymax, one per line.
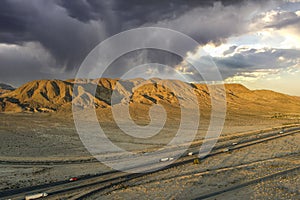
<box><xmin>25</xmin><ymin>192</ymin><xmax>48</xmax><ymax>200</ymax></box>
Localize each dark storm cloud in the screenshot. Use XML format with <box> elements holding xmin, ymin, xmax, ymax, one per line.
<box><xmin>213</xmin><ymin>48</ymin><xmax>300</xmax><ymax>78</ymax></box>
<box><xmin>176</xmin><ymin>46</ymin><xmax>300</xmax><ymax>82</ymax></box>
<box><xmin>259</xmin><ymin>3</ymin><xmax>300</xmax><ymax>30</ymax></box>
<box><xmin>223</xmin><ymin>46</ymin><xmax>238</xmax><ymax>56</ymax></box>
<box><xmin>0</xmin><ymin>0</ymin><xmax>284</xmax><ymax>86</ymax></box>
<box><xmin>1</xmin><ymin>0</ymin><xmax>249</xmax><ymax>43</ymax></box>
<box><xmin>0</xmin><ymin>0</ymin><xmax>105</xmax><ymax>71</ymax></box>
<box><xmin>249</xmin><ymin>2</ymin><xmax>300</xmax><ymax>30</ymax></box>
<box><xmin>0</xmin><ymin>43</ymin><xmax>76</xmax><ymax>86</ymax></box>
<box><xmin>266</xmin><ymin>15</ymin><xmax>300</xmax><ymax>29</ymax></box>
<box><xmin>59</xmin><ymin>0</ymin><xmax>248</xmax><ymax>24</ymax></box>
<box><xmin>102</xmin><ymin>49</ymin><xmax>183</xmax><ymax>78</ymax></box>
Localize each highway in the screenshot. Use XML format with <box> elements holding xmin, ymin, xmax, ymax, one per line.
<box><xmin>1</xmin><ymin>126</ymin><xmax>299</xmax><ymax>200</ymax></box>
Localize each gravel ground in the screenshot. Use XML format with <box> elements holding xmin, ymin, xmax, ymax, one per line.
<box><xmin>0</xmin><ymin>113</ymin><xmax>299</xmax><ymax>199</ymax></box>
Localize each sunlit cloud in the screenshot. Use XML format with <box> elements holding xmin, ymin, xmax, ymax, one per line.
<box><xmin>176</xmin><ymin>1</ymin><xmax>300</xmax><ymax>95</ymax></box>
<box><xmin>174</xmin><ymin>65</ymin><xmax>194</xmax><ymax>75</ymax></box>
<box><xmin>225</xmin><ymin>69</ymin><xmax>281</xmax><ymax>83</ymax></box>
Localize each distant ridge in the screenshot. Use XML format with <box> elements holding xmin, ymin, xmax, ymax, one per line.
<box><xmin>0</xmin><ymin>78</ymin><xmax>299</xmax><ymax>115</ymax></box>
<box><xmin>0</xmin><ymin>83</ymin><xmax>15</xmax><ymax>95</ymax></box>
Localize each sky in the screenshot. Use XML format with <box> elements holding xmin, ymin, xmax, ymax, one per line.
<box><xmin>0</xmin><ymin>0</ymin><xmax>300</xmax><ymax>95</ymax></box>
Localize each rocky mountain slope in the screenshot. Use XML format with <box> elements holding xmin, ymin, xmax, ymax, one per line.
<box><xmin>0</xmin><ymin>78</ymin><xmax>299</xmax><ymax>116</ymax></box>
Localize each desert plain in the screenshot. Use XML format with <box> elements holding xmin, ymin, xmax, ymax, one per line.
<box><xmin>0</xmin><ymin>78</ymin><xmax>300</xmax><ymax>199</ymax></box>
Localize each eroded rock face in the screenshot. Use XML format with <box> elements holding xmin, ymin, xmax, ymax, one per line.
<box><xmin>0</xmin><ymin>99</ymin><xmax>23</xmax><ymax>112</ymax></box>
<box><xmin>0</xmin><ymin>78</ymin><xmax>299</xmax><ymax>114</ymax></box>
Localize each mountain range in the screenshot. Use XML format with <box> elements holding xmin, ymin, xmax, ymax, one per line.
<box><xmin>0</xmin><ymin>78</ymin><xmax>299</xmax><ymax>117</ymax></box>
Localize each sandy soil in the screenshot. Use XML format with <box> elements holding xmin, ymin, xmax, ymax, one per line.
<box><xmin>0</xmin><ymin>112</ymin><xmax>299</xmax><ymax>199</ymax></box>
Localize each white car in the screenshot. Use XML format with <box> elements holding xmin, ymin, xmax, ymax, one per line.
<box><xmin>159</xmin><ymin>157</ymin><xmax>174</xmax><ymax>162</ymax></box>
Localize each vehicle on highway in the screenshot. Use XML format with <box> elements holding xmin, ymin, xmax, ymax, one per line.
<box><xmin>160</xmin><ymin>157</ymin><xmax>174</xmax><ymax>162</ymax></box>
<box><xmin>69</xmin><ymin>177</ymin><xmax>78</xmax><ymax>182</ymax></box>
<box><xmin>25</xmin><ymin>192</ymin><xmax>48</xmax><ymax>200</ymax></box>
<box><xmin>160</xmin><ymin>158</ymin><xmax>169</xmax><ymax>162</ymax></box>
